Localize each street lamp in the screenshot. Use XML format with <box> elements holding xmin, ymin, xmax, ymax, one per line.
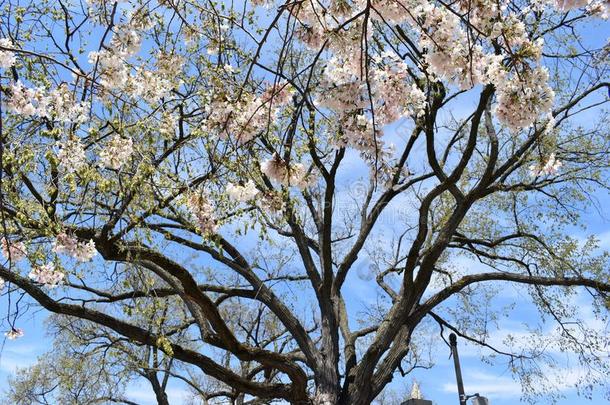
<box><xmin>449</xmin><ymin>333</ymin><xmax>490</xmax><ymax>405</ymax></box>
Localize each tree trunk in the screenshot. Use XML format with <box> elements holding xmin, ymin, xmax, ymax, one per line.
<box><xmin>145</xmin><ymin>371</ymin><xmax>170</xmax><ymax>405</ymax></box>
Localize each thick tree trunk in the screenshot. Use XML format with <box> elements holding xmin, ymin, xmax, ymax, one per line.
<box><xmin>339</xmin><ymin>385</ymin><xmax>374</xmax><ymax>405</ymax></box>
<box><xmin>312</xmin><ymin>295</ymin><xmax>342</xmax><ymax>404</ymax></box>
<box><xmin>312</xmin><ymin>390</ymin><xmax>338</xmax><ymax>405</ymax></box>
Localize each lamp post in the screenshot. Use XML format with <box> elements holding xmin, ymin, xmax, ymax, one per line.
<box><xmin>449</xmin><ymin>333</ymin><xmax>467</xmax><ymax>405</ymax></box>
<box><xmin>449</xmin><ymin>333</ymin><xmax>490</xmax><ymax>405</ymax></box>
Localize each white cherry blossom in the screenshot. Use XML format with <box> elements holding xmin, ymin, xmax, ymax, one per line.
<box><xmin>99</xmin><ymin>134</ymin><xmax>134</xmax><ymax>170</ymax></box>
<box><xmin>5</xmin><ymin>328</ymin><xmax>24</xmax><ymax>340</ymax></box>
<box><xmin>0</xmin><ymin>38</ymin><xmax>16</xmax><ymax>69</ymax></box>
<box><xmin>261</xmin><ymin>154</ymin><xmax>313</xmax><ymax>189</ymax></box>
<box><xmin>529</xmin><ymin>153</ymin><xmax>563</xmax><ymax>177</ymax></box>
<box><xmin>56</xmin><ymin>136</ymin><xmax>88</xmax><ymax>173</ymax></box>
<box><xmin>226</xmin><ymin>180</ymin><xmax>260</xmax><ymax>202</ymax></box>
<box><xmin>1</xmin><ymin>238</ymin><xmax>26</xmax><ymax>262</ymax></box>
<box><xmin>53</xmin><ymin>232</ymin><xmax>97</xmax><ymax>262</ymax></box>
<box><xmin>29</xmin><ymin>262</ymin><xmax>64</xmax><ymax>287</ymax></box>
<box><xmin>494</xmin><ymin>67</ymin><xmax>555</xmax><ymax>131</ymax></box>
<box><xmin>187</xmin><ymin>193</ymin><xmax>218</xmax><ymax>234</ymax></box>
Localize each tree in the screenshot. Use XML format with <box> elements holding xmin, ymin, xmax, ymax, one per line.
<box><xmin>0</xmin><ymin>0</ymin><xmax>609</xmax><ymax>403</ymax></box>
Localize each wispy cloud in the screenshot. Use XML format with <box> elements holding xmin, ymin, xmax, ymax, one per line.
<box><xmin>441</xmin><ymin>371</ymin><xmax>521</xmax><ymax>398</ymax></box>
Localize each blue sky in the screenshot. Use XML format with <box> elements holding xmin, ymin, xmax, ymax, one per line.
<box><xmin>2</xmin><ymin>143</ymin><xmax>608</xmax><ymax>404</ymax></box>
<box><xmin>2</xmin><ymin>260</ymin><xmax>608</xmax><ymax>405</ymax></box>
<box><xmin>1</xmin><ymin>2</ymin><xmax>609</xmax><ymax>405</ymax></box>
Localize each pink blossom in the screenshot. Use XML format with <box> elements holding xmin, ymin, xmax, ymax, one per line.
<box><xmin>53</xmin><ymin>233</ymin><xmax>97</xmax><ymax>262</ymax></box>
<box><xmin>29</xmin><ymin>262</ymin><xmax>64</xmax><ymax>287</ymax></box>
<box><xmin>555</xmin><ymin>0</ymin><xmax>589</xmax><ymax>10</ymax></box>
<box><xmin>261</xmin><ymin>154</ymin><xmax>313</xmax><ymax>189</ymax></box>
<box><xmin>1</xmin><ymin>238</ymin><xmax>26</xmax><ymax>262</ymax></box>
<box><xmin>187</xmin><ymin>193</ymin><xmax>218</xmax><ymax>234</ymax></box>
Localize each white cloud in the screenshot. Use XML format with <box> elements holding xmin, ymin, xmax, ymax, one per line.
<box><xmin>442</xmin><ymin>371</ymin><xmax>521</xmax><ymax>399</ymax></box>
<box><xmin>0</xmin><ymin>356</ymin><xmax>36</xmax><ymax>373</ymax></box>
<box><xmin>441</xmin><ymin>364</ymin><xmax>591</xmax><ymax>400</ymax></box>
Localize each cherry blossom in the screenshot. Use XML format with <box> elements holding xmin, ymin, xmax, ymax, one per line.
<box><xmin>29</xmin><ymin>262</ymin><xmax>64</xmax><ymax>287</ymax></box>
<box><xmin>111</xmin><ymin>25</ymin><xmax>141</xmax><ymax>57</ymax></box>
<box><xmin>187</xmin><ymin>193</ymin><xmax>218</xmax><ymax>234</ymax></box>
<box><xmin>159</xmin><ymin>112</ymin><xmax>178</xmax><ymax>138</ymax></box>
<box><xmin>206</xmin><ymin>94</ymin><xmax>274</xmax><ymax>144</ymax></box>
<box><xmin>260</xmin><ymin>154</ymin><xmax>288</xmax><ymax>184</ymax></box>
<box><xmin>261</xmin><ymin>154</ymin><xmax>313</xmax><ymax>189</ymax></box>
<box><xmin>0</xmin><ymin>277</ymin><xmax>4</xmax><ymax>290</ymax></box>
<box><xmin>41</xmin><ymin>85</ymin><xmax>90</xmax><ymax>123</ymax></box>
<box><xmin>261</xmin><ymin>82</ymin><xmax>294</xmax><ymax>106</ymax></box>
<box><xmin>74</xmin><ymin>240</ymin><xmax>97</xmax><ymax>262</ymax></box>
<box><xmin>56</xmin><ymin>136</ymin><xmax>88</xmax><ymax>173</ymax></box>
<box><xmin>226</xmin><ymin>180</ymin><xmax>260</xmax><ymax>202</ymax></box>
<box><xmin>156</xmin><ymin>52</ymin><xmax>185</xmax><ymax>77</ymax></box>
<box><xmin>555</xmin><ymin>0</ymin><xmax>589</xmax><ymax>10</ymax></box>
<box><xmin>0</xmin><ymin>38</ymin><xmax>16</xmax><ymax>69</ymax></box>
<box><xmin>1</xmin><ymin>238</ymin><xmax>26</xmax><ymax>262</ymax></box>
<box><xmin>6</xmin><ymin>81</ymin><xmax>40</xmax><ymax>116</ymax></box>
<box><xmin>129</xmin><ymin>68</ymin><xmax>174</xmax><ymax>103</ymax></box>
<box><xmin>99</xmin><ymin>134</ymin><xmax>134</xmax><ymax>170</ymax></box>
<box><xmin>88</xmin><ymin>50</ymin><xmax>130</xmax><ymax>91</ymax></box>
<box><xmin>6</xmin><ymin>81</ymin><xmax>88</xmax><ymax>122</ymax></box>
<box><xmin>5</xmin><ymin>328</ymin><xmax>24</xmax><ymax>340</ymax></box>
<box><xmin>295</xmin><ymin>25</ymin><xmax>325</xmax><ymax>50</ymax></box>
<box><xmin>372</xmin><ymin>56</ymin><xmax>427</xmax><ymax>123</ymax></box>
<box><xmin>53</xmin><ymin>233</ymin><xmax>97</xmax><ymax>262</ymax></box>
<box><xmin>587</xmin><ymin>0</ymin><xmax>610</xmax><ymax>18</ymax></box>
<box><xmin>529</xmin><ymin>153</ymin><xmax>563</xmax><ymax>177</ymax></box>
<box><xmin>494</xmin><ymin>67</ymin><xmax>555</xmax><ymax>131</ymax></box>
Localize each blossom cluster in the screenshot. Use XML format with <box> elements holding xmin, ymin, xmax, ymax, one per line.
<box><xmin>5</xmin><ymin>328</ymin><xmax>24</xmax><ymax>340</ymax></box>
<box><xmin>56</xmin><ymin>136</ymin><xmax>88</xmax><ymax>173</ymax></box>
<box><xmin>129</xmin><ymin>67</ymin><xmax>174</xmax><ymax>103</ymax></box>
<box><xmin>99</xmin><ymin>134</ymin><xmax>134</xmax><ymax>170</ymax></box>
<box><xmin>87</xmin><ymin>21</ymin><xmax>181</xmax><ymax>103</ymax></box>
<box><xmin>261</xmin><ymin>154</ymin><xmax>313</xmax><ymax>189</ymax></box>
<box><xmin>6</xmin><ymin>81</ymin><xmax>89</xmax><ymax>123</ymax></box>
<box><xmin>529</xmin><ymin>153</ymin><xmax>563</xmax><ymax>177</ymax></box>
<box><xmin>555</xmin><ymin>0</ymin><xmax>588</xmax><ymax>10</ymax></box>
<box><xmin>187</xmin><ymin>193</ymin><xmax>218</xmax><ymax>234</ymax></box>
<box><xmin>88</xmin><ymin>49</ymin><xmax>130</xmax><ymax>90</ymax></box>
<box><xmin>586</xmin><ymin>1</ymin><xmax>610</xmax><ymax>18</ymax></box>
<box><xmin>226</xmin><ymin>180</ymin><xmax>260</xmax><ymax>202</ymax></box>
<box><xmin>29</xmin><ymin>262</ymin><xmax>64</xmax><ymax>287</ymax></box>
<box><xmin>1</xmin><ymin>238</ymin><xmax>26</xmax><ymax>262</ymax></box>
<box><xmin>494</xmin><ymin>67</ymin><xmax>555</xmax><ymax>132</ymax></box>
<box><xmin>53</xmin><ymin>232</ymin><xmax>97</xmax><ymax>262</ymax></box>
<box><xmin>274</xmin><ymin>0</ymin><xmax>603</xmax><ymax>146</ymax></box>
<box><xmin>87</xmin><ymin>24</ymin><xmax>141</xmax><ymax>90</ymax></box>
<box><xmin>159</xmin><ymin>112</ymin><xmax>179</xmax><ymax>138</ymax></box>
<box><xmin>205</xmin><ymin>82</ymin><xmax>293</xmax><ymax>144</ymax></box>
<box><xmin>316</xmin><ymin>53</ymin><xmax>425</xmax><ymax>157</ymax></box>
<box><xmin>0</xmin><ymin>38</ymin><xmax>16</xmax><ymax>69</ymax></box>
<box><xmin>413</xmin><ymin>1</ymin><xmax>553</xmax><ymax>131</ymax></box>
<box><xmin>372</xmin><ymin>54</ymin><xmax>427</xmax><ymax>123</ymax></box>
